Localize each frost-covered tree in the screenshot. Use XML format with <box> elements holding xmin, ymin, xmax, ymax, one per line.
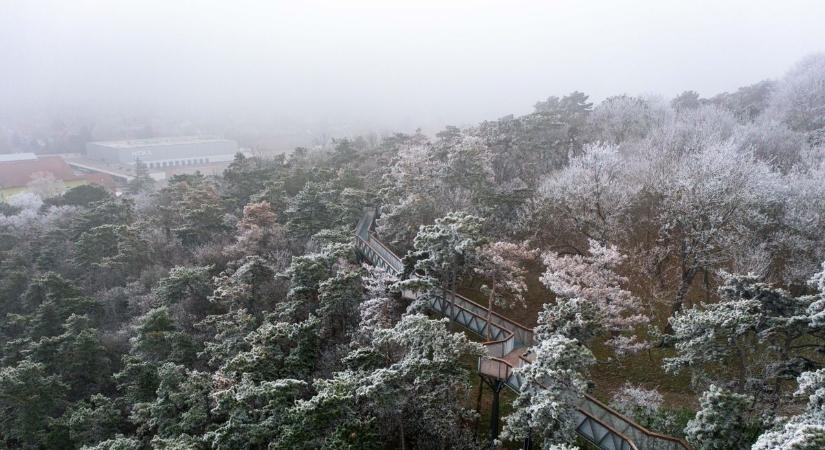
<box><xmin>156</xmin><ymin>176</ymin><xmax>230</xmax><ymax>247</ymax></box>
<box><xmin>535</xmin><ymin>297</ymin><xmax>601</xmax><ymax>348</ymax></box>
<box><xmin>734</xmin><ymin>118</ymin><xmax>807</xmax><ymax>171</ymax></box>
<box><xmin>377</xmin><ymin>192</ymin><xmax>440</xmax><ymax>250</ymax></box>
<box><xmin>132</xmin><ymin>363</ymin><xmax>212</xmax><ymax>441</ymax></box>
<box><xmin>610</xmin><ymin>383</ymin><xmax>663</xmax><ymax>422</ymax></box>
<box><xmin>664</xmin><ymin>268</ymin><xmax>825</xmax><ymax>402</ymax></box>
<box><xmin>534</xmin><ymin>91</ymin><xmax>593</xmax><ymax>121</ymax></box>
<box><xmin>588</xmin><ymin>95</ymin><xmax>671</xmax><ymax>144</ymax></box>
<box><xmin>28</xmin><ymin>314</ymin><xmax>112</xmax><ymax>400</ymax></box>
<box><xmin>752</xmin><ymin>421</ymin><xmax>825</xmax><ymax>450</ymax></box>
<box><xmin>777</xmin><ymin>166</ymin><xmax>825</xmax><ymax>282</ymax></box>
<box><xmin>153</xmin><ymin>265</ymin><xmax>214</xmax><ymax>327</ymax></box>
<box><xmin>195</xmin><ymin>308</ymin><xmax>257</xmax><ymax>370</ymax></box>
<box><xmin>316</xmin><ymin>270</ymin><xmax>363</xmax><ymax>346</ymax></box>
<box><xmin>206</xmin><ymin>376</ymin><xmax>306</xmax><ymax>450</ymax></box>
<box><xmin>356</xmin><ymin>265</ymin><xmax>402</xmax><ymax>340</ymax></box>
<box><xmin>114</xmin><ymin>307</ymin><xmax>197</xmax><ymax>412</ymax></box>
<box><xmin>377</xmin><ymin>144</ymin><xmax>441</xmax><ymax>247</ymax></box>
<box><xmin>210</xmin><ymin>256</ymin><xmax>282</xmax><ymax>316</ymax></box>
<box><xmin>471</xmin><ymin>108</ymin><xmax>574</xmax><ymax>188</ymax></box>
<box><xmin>474</xmin><ymin>241</ymin><xmax>534</xmax><ymax>338</ymax></box>
<box><xmin>424</xmin><ymin>135</ymin><xmax>495</xmax><ymax>208</ymax></box>
<box><xmin>671</xmin><ymin>90</ymin><xmax>702</xmax><ymax>111</ymax></box>
<box><xmin>81</xmin><ymin>435</ymin><xmax>142</xmax><ymax>450</ymax></box>
<box><xmin>501</xmin><ymin>334</ymin><xmax>595</xmax><ymax>448</ymax></box>
<box><xmin>62</xmin><ymin>394</ymin><xmax>124</xmax><ymax>447</ymax></box>
<box><xmin>684</xmin><ymin>385</ymin><xmax>756</xmax><ymax>450</ymax></box>
<box><xmin>0</xmin><ymin>359</ymin><xmax>68</xmax><ymax>449</ymax></box>
<box><xmin>642</xmin><ymin>140</ymin><xmax>776</xmax><ymax>314</ymax></box>
<box><xmin>752</xmin><ymin>369</ymin><xmax>825</xmax><ymax>449</ymax></box>
<box><xmin>541</xmin><ymin>239</ymin><xmax>648</xmax><ymax>354</ymax></box>
<box><xmin>647</xmin><ymin>105</ymin><xmax>738</xmax><ymax>156</ymax></box>
<box><xmin>609</xmin><ymin>384</ymin><xmax>684</xmax><ymax>435</ymax></box>
<box><xmin>709</xmin><ymin>79</ymin><xmax>775</xmax><ymax>122</ymax></box>
<box><xmin>128</xmin><ymin>160</ymin><xmax>155</xmax><ymax>194</ymax></box>
<box><xmin>226</xmin><ymin>201</ymin><xmax>289</xmax><ymax>261</ymax></box>
<box><xmin>281</xmin><ymin>314</ymin><xmax>483</xmax><ymax>449</ymax></box>
<box><xmin>539</xmin><ymin>142</ymin><xmax>640</xmax><ymax>243</ymax></box>
<box><xmin>73</xmin><ymin>224</ymin><xmax>151</xmax><ymax>289</ymax></box>
<box><xmin>405</xmin><ymin>212</ymin><xmax>484</xmax><ymax>320</ymax></box>
<box><xmin>222</xmin><ymin>315</ymin><xmax>320</xmax><ymax>383</ymax></box>
<box><xmin>766</xmin><ymin>53</ymin><xmax>825</xmax><ymax>141</ymax></box>
<box><xmin>379</xmin><ymin>135</ymin><xmax>494</xmax><ymax>247</ymax></box>
<box><xmin>284</xmin><ymin>180</ymin><xmax>370</xmax><ymax>240</ymax></box>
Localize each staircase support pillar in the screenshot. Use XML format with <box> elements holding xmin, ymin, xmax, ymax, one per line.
<box><xmin>522</xmin><ymin>432</ymin><xmax>532</xmax><ymax>450</ymax></box>
<box><xmin>481</xmin><ymin>376</ymin><xmax>505</xmax><ymax>448</ymax></box>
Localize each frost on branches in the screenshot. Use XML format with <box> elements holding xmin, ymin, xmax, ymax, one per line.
<box><xmin>609</xmin><ymin>383</ymin><xmax>672</xmax><ymax>432</ymax></box>
<box><xmin>752</xmin><ymin>369</ymin><xmax>825</xmax><ymax>449</ymax></box>
<box><xmin>356</xmin><ymin>264</ymin><xmax>403</xmax><ymax>340</ymax></box>
<box><xmin>664</xmin><ymin>268</ymin><xmax>825</xmax><ymax>400</ymax></box>
<box><xmin>288</xmin><ymin>314</ymin><xmax>485</xmax><ymax>449</ymax></box>
<box><xmin>501</xmin><ymin>334</ymin><xmax>594</xmax><ymax>448</ymax></box>
<box><xmin>539</xmin><ymin>142</ymin><xmax>640</xmax><ymax>243</ymax></box>
<box><xmin>684</xmin><ymin>385</ymin><xmax>755</xmax><ymax>450</ymax></box>
<box><xmin>540</xmin><ymin>239</ymin><xmax>648</xmax><ymax>355</ymax></box>
<box><xmin>377</xmin><ymin>144</ymin><xmax>441</xmax><ymax>247</ymax></box>
<box><xmin>403</xmin><ymin>212</ymin><xmax>484</xmax><ymax>317</ymax></box>
<box><xmin>474</xmin><ymin>241</ymin><xmax>535</xmax><ymax>339</ymax></box>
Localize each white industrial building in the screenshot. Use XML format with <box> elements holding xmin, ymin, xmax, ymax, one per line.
<box><xmin>85</xmin><ymin>136</ymin><xmax>239</xmax><ymax>168</ymax></box>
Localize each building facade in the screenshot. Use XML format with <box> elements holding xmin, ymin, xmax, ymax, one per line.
<box><xmin>0</xmin><ymin>153</ymin><xmax>114</xmax><ymax>200</ymax></box>
<box><xmin>85</xmin><ymin>137</ymin><xmax>239</xmax><ymax>168</ymax></box>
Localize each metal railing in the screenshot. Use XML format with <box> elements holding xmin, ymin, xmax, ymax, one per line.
<box><xmin>354</xmin><ymin>209</ymin><xmax>691</xmax><ymax>450</ymax></box>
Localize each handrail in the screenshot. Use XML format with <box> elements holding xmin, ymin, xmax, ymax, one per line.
<box><xmin>574</xmin><ymin>407</ymin><xmax>640</xmax><ymax>450</ymax></box>
<box><xmin>355</xmin><ymin>236</ymin><xmax>405</xmax><ymax>277</ymax></box>
<box><xmin>582</xmin><ymin>394</ymin><xmax>693</xmax><ymax>449</ymax></box>
<box><xmin>453</xmin><ymin>290</ymin><xmax>535</xmax><ymax>342</ymax></box>
<box><xmin>359</xmin><ymin>227</ymin><xmax>534</xmax><ymax>345</ymax></box>
<box><xmin>478</xmin><ymin>356</ymin><xmax>639</xmax><ymax>450</ymax></box>
<box><xmin>354</xmin><ymin>209</ymin><xmax>691</xmax><ymax>450</ymax></box>
<box><xmin>368</xmin><ymin>231</ymin><xmax>399</xmax><ymax>258</ymax></box>
<box><xmin>357</xmin><ymin>231</ymin><xmax>525</xmax><ymax>346</ymax></box>
<box><xmin>355</xmin><ymin>235</ymin><xmax>403</xmax><ymax>274</ymax></box>
<box><xmin>367</xmin><ymin>232</ymin><xmax>405</xmax><ymax>272</ymax></box>
<box><xmin>360</xmin><ymin>219</ymin><xmax>534</xmax><ymax>335</ymax></box>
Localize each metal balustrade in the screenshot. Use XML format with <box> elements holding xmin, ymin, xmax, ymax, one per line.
<box><xmin>575</xmin><ymin>409</ymin><xmax>638</xmax><ymax>450</ymax></box>
<box><xmin>354</xmin><ymin>209</ymin><xmax>691</xmax><ymax>450</ymax></box>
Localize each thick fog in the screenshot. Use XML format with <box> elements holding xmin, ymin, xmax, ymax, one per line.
<box><xmin>3</xmin><ymin>0</ymin><xmax>825</xmax><ymax>134</ymax></box>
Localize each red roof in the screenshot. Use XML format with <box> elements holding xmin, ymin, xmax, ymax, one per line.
<box><xmin>81</xmin><ymin>172</ymin><xmax>117</xmax><ymax>190</ymax></box>
<box><xmin>0</xmin><ymin>156</ymin><xmax>83</xmax><ymax>189</ymax></box>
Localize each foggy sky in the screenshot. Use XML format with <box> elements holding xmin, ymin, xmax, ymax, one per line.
<box><xmin>2</xmin><ymin>0</ymin><xmax>825</xmax><ymax>131</ymax></box>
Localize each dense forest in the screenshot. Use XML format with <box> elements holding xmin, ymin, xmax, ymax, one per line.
<box><xmin>2</xmin><ymin>54</ymin><xmax>825</xmax><ymax>450</ymax></box>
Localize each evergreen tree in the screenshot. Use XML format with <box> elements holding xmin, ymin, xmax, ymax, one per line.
<box><xmin>684</xmin><ymin>385</ymin><xmax>757</xmax><ymax>450</ymax></box>
<box><xmin>128</xmin><ymin>159</ymin><xmax>155</xmax><ymax>194</ymax></box>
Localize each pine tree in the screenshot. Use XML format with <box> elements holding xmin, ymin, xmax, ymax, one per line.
<box><xmin>128</xmin><ymin>159</ymin><xmax>155</xmax><ymax>194</ymax></box>
<box><xmin>684</xmin><ymin>385</ymin><xmax>756</xmax><ymax>450</ymax></box>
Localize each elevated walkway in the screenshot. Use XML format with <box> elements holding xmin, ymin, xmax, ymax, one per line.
<box><xmin>355</xmin><ymin>209</ymin><xmax>691</xmax><ymax>450</ymax></box>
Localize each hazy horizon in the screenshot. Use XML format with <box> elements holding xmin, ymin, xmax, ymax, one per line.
<box><xmin>3</xmin><ymin>0</ymin><xmax>825</xmax><ymax>133</ymax></box>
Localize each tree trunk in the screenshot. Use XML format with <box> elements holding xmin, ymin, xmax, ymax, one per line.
<box><xmin>447</xmin><ymin>270</ymin><xmax>457</xmax><ymax>331</ymax></box>
<box><xmin>666</xmin><ymin>266</ymin><xmax>696</xmax><ymax>333</ymax></box>
<box><xmin>475</xmin><ymin>375</ymin><xmax>483</xmax><ymax>437</ymax></box>
<box><xmin>703</xmin><ymin>268</ymin><xmax>711</xmax><ymax>303</ymax></box>
<box><xmin>734</xmin><ymin>343</ymin><xmax>748</xmax><ymax>391</ymax></box>
<box><xmin>486</xmin><ymin>283</ymin><xmax>496</xmax><ymax>340</ymax></box>
<box><xmin>673</xmin><ymin>267</ymin><xmax>696</xmax><ymax>314</ymax></box>
<box><xmin>399</xmin><ymin>417</ymin><xmax>406</xmax><ymax>450</ymax></box>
